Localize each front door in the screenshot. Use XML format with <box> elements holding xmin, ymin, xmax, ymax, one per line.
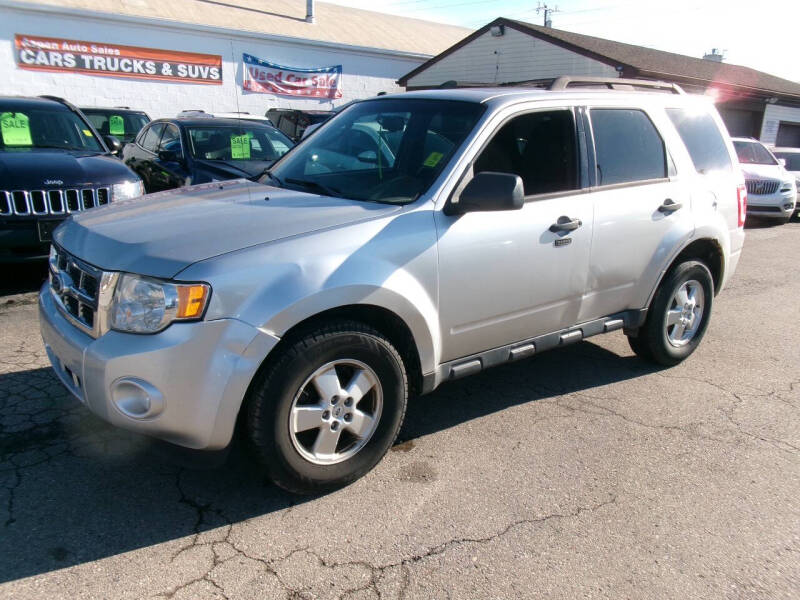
<box><xmin>435</xmin><ymin>108</ymin><xmax>593</xmax><ymax>362</ymax></box>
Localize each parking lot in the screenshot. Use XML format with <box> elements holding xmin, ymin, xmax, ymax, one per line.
<box><xmin>0</xmin><ymin>221</ymin><xmax>798</xmax><ymax>599</ymax></box>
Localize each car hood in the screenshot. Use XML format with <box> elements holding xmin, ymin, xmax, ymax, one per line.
<box><xmin>0</xmin><ymin>149</ymin><xmax>137</xmax><ymax>189</ymax></box>
<box><xmin>740</xmin><ymin>163</ymin><xmax>787</xmax><ymax>181</ymax></box>
<box><xmin>53</xmin><ymin>179</ymin><xmax>401</xmax><ymax>278</ymax></box>
<box><xmin>192</xmin><ymin>158</ymin><xmax>274</xmax><ymax>180</ymax></box>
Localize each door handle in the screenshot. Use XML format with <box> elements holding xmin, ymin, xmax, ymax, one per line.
<box><xmin>658</xmin><ymin>199</ymin><xmax>683</xmax><ymax>213</ymax></box>
<box><xmin>549</xmin><ymin>216</ymin><xmax>582</xmax><ymax>232</ymax></box>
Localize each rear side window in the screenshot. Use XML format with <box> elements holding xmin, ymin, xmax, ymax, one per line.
<box><xmin>666</xmin><ymin>108</ymin><xmax>732</xmax><ymax>174</ymax></box>
<box><xmin>140</xmin><ymin>123</ymin><xmax>164</xmax><ymax>152</ymax></box>
<box><xmin>590</xmin><ymin>109</ymin><xmax>667</xmax><ymax>186</ymax></box>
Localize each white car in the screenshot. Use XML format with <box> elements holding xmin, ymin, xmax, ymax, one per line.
<box><xmin>732</xmin><ymin>138</ymin><xmax>796</xmax><ymax>222</ymax></box>
<box><xmin>771</xmin><ymin>147</ymin><xmax>800</xmax><ymax>218</ymax></box>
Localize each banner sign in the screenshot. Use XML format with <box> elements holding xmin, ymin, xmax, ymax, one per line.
<box><xmin>14</xmin><ymin>34</ymin><xmax>222</xmax><ymax>84</ymax></box>
<box><xmin>242</xmin><ymin>53</ymin><xmax>341</xmax><ymax>98</ymax></box>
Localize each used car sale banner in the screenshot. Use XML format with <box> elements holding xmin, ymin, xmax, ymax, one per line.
<box><xmin>242</xmin><ymin>53</ymin><xmax>342</xmax><ymax>99</ymax></box>
<box><xmin>15</xmin><ymin>34</ymin><xmax>223</xmax><ymax>84</ymax></box>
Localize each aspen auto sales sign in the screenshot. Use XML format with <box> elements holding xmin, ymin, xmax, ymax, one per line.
<box><xmin>14</xmin><ymin>34</ymin><xmax>222</xmax><ymax>84</ymax></box>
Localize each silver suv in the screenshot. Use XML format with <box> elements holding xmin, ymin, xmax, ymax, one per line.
<box><xmin>39</xmin><ymin>79</ymin><xmax>746</xmax><ymax>493</ymax></box>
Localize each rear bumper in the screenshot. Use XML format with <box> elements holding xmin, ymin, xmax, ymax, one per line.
<box><xmin>39</xmin><ymin>283</ymin><xmax>280</xmax><ymax>450</ymax></box>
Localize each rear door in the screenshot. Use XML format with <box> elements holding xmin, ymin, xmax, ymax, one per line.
<box><xmin>578</xmin><ymin>106</ymin><xmax>694</xmax><ymax>322</ymax></box>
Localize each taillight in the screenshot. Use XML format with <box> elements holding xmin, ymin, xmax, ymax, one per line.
<box><xmin>736</xmin><ymin>183</ymin><xmax>747</xmax><ymax>227</ymax></box>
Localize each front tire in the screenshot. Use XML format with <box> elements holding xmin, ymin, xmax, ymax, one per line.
<box><xmin>627</xmin><ymin>260</ymin><xmax>714</xmax><ymax>366</ymax></box>
<box><xmin>246</xmin><ymin>321</ymin><xmax>408</xmax><ymax>494</ymax></box>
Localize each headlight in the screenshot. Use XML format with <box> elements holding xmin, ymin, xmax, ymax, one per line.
<box><xmin>110</xmin><ymin>274</ymin><xmax>210</xmax><ymax>333</ymax></box>
<box><xmin>111</xmin><ymin>180</ymin><xmax>144</xmax><ymax>201</ymax></box>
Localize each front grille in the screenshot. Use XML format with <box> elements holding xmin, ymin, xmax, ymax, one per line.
<box><xmin>49</xmin><ymin>245</ymin><xmax>102</xmax><ymax>335</ymax></box>
<box><xmin>745</xmin><ymin>179</ymin><xmax>780</xmax><ymax>195</ymax></box>
<box><xmin>0</xmin><ymin>187</ymin><xmax>111</xmax><ymax>216</ymax></box>
<box><xmin>746</xmin><ymin>205</ymin><xmax>781</xmax><ymax>213</ymax></box>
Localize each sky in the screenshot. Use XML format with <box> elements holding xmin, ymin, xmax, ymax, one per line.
<box><xmin>325</xmin><ymin>0</ymin><xmax>800</xmax><ymax>83</ymax></box>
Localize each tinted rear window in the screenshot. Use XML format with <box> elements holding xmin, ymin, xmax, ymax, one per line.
<box><xmin>590</xmin><ymin>109</ymin><xmax>667</xmax><ymax>185</ymax></box>
<box><xmin>666</xmin><ymin>108</ymin><xmax>732</xmax><ymax>174</ymax></box>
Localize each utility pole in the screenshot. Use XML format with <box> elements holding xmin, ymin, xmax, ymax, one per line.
<box><xmin>536</xmin><ymin>2</ymin><xmax>559</xmax><ymax>27</ymax></box>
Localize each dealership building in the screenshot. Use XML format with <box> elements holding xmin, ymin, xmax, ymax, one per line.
<box><xmin>399</xmin><ymin>18</ymin><xmax>800</xmax><ymax>147</ymax></box>
<box><xmin>0</xmin><ymin>0</ymin><xmax>469</xmax><ymax>118</ymax></box>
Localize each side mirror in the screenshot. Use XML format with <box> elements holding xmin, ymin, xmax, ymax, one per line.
<box><xmin>777</xmin><ymin>158</ymin><xmax>787</xmax><ymax>168</ymax></box>
<box><xmin>357</xmin><ymin>150</ymin><xmax>378</xmax><ymax>164</ymax></box>
<box><xmin>445</xmin><ymin>171</ymin><xmax>525</xmax><ymax>215</ymax></box>
<box><xmin>158</xmin><ymin>149</ymin><xmax>181</xmax><ymax>163</ymax></box>
<box><xmin>103</xmin><ymin>135</ymin><xmax>123</xmax><ymax>155</ymax></box>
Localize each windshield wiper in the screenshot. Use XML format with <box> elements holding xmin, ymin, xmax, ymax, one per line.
<box><xmin>260</xmin><ymin>169</ymin><xmax>283</xmax><ymax>187</ymax></box>
<box><xmin>285</xmin><ymin>177</ymin><xmax>341</xmax><ymax>198</ymax></box>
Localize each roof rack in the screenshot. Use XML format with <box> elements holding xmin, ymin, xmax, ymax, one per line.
<box><xmin>549</xmin><ymin>76</ymin><xmax>685</xmax><ymax>95</ymax></box>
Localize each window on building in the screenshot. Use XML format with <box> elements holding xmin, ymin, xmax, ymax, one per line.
<box><xmin>590</xmin><ymin>109</ymin><xmax>667</xmax><ymax>185</ymax></box>
<box><xmin>666</xmin><ymin>108</ymin><xmax>732</xmax><ymax>174</ymax></box>
<box><xmin>473</xmin><ymin>109</ymin><xmax>579</xmax><ymax>195</ymax></box>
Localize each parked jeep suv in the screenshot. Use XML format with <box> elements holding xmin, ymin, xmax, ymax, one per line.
<box><xmin>39</xmin><ymin>80</ymin><xmax>745</xmax><ymax>493</ymax></box>
<box><xmin>1</xmin><ymin>96</ymin><xmax>143</xmax><ymax>261</ymax></box>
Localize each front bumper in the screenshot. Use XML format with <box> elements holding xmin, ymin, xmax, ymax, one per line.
<box><xmin>39</xmin><ymin>283</ymin><xmax>279</xmax><ymax>450</ymax></box>
<box><xmin>1</xmin><ymin>217</ymin><xmax>65</xmax><ymax>261</ymax></box>
<box><xmin>746</xmin><ymin>189</ymin><xmax>796</xmax><ymax>219</ymax></box>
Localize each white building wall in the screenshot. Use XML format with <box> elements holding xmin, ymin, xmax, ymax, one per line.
<box><xmin>406</xmin><ymin>27</ymin><xmax>618</xmax><ymax>88</ymax></box>
<box><xmin>1</xmin><ymin>4</ymin><xmax>426</xmax><ymax>119</ymax></box>
<box><xmin>758</xmin><ymin>103</ymin><xmax>800</xmax><ymax>145</ymax></box>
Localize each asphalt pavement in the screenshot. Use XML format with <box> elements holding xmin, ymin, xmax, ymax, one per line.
<box><xmin>1</xmin><ymin>221</ymin><xmax>798</xmax><ymax>599</ymax></box>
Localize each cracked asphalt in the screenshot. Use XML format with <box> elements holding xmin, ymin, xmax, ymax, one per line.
<box><xmin>1</xmin><ymin>222</ymin><xmax>799</xmax><ymax>599</ymax></box>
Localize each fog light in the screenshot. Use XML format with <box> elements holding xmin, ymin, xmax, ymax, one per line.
<box><xmin>111</xmin><ymin>377</ymin><xmax>164</xmax><ymax>419</ymax></box>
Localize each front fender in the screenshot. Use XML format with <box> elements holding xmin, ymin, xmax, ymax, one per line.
<box><xmin>177</xmin><ymin>207</ymin><xmax>441</xmax><ymax>376</ymax></box>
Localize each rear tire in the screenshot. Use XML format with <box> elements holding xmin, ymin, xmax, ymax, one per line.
<box><xmin>627</xmin><ymin>260</ymin><xmax>714</xmax><ymax>366</ymax></box>
<box><xmin>245</xmin><ymin>321</ymin><xmax>408</xmax><ymax>494</ymax></box>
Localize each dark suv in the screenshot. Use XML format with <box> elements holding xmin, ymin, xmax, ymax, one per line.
<box><xmin>266</xmin><ymin>108</ymin><xmax>332</xmax><ymax>141</ymax></box>
<box><xmin>80</xmin><ymin>106</ymin><xmax>151</xmax><ymax>149</ymax></box>
<box><xmin>0</xmin><ymin>96</ymin><xmax>143</xmax><ymax>261</ymax></box>
<box><xmin>122</xmin><ymin>117</ymin><xmax>293</xmax><ymax>193</ymax></box>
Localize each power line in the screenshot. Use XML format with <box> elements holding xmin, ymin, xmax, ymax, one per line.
<box><xmin>536</xmin><ymin>2</ymin><xmax>560</xmax><ymax>27</ymax></box>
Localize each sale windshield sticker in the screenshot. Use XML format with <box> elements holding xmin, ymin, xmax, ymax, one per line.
<box><xmin>109</xmin><ymin>115</ymin><xmax>125</xmax><ymax>135</ymax></box>
<box><xmin>15</xmin><ymin>34</ymin><xmax>223</xmax><ymax>84</ymax></box>
<box><xmin>423</xmin><ymin>151</ymin><xmax>444</xmax><ymax>168</ymax></box>
<box><xmin>230</xmin><ymin>135</ymin><xmax>250</xmax><ymax>160</ymax></box>
<box><xmin>1</xmin><ymin>112</ymin><xmax>33</xmax><ymax>146</ymax></box>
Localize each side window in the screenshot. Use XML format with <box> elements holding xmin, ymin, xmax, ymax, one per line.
<box><xmin>158</xmin><ymin>124</ymin><xmax>182</xmax><ymax>156</ymax></box>
<box><xmin>474</xmin><ymin>110</ymin><xmax>579</xmax><ymax>195</ymax></box>
<box><xmin>666</xmin><ymin>108</ymin><xmax>732</xmax><ymax>174</ymax></box>
<box><xmin>590</xmin><ymin>109</ymin><xmax>667</xmax><ymax>186</ymax></box>
<box><xmin>140</xmin><ymin>123</ymin><xmax>165</xmax><ymax>153</ymax></box>
<box><xmin>277</xmin><ymin>114</ymin><xmax>296</xmax><ymax>138</ymax></box>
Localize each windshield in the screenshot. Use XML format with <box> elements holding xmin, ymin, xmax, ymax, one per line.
<box><xmin>262</xmin><ymin>99</ymin><xmax>485</xmax><ymax>204</ymax></box>
<box><xmin>773</xmin><ymin>152</ymin><xmax>800</xmax><ymax>171</ymax></box>
<box><xmin>187</xmin><ymin>124</ymin><xmax>293</xmax><ymax>162</ymax></box>
<box><xmin>0</xmin><ymin>105</ymin><xmax>104</xmax><ymax>152</ymax></box>
<box><xmin>733</xmin><ymin>140</ymin><xmax>777</xmax><ymax>165</ymax></box>
<box><xmin>82</xmin><ymin>110</ymin><xmax>149</xmax><ymax>143</ymax></box>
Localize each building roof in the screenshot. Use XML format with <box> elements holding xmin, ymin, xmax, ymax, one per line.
<box><xmin>399</xmin><ymin>17</ymin><xmax>800</xmax><ymax>101</ymax></box>
<box><xmin>14</xmin><ymin>0</ymin><xmax>471</xmax><ymax>57</ymax></box>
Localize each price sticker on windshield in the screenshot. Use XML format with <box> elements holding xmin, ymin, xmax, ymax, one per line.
<box><xmin>1</xmin><ymin>112</ymin><xmax>33</xmax><ymax>146</ymax></box>
<box><xmin>230</xmin><ymin>135</ymin><xmax>250</xmax><ymax>159</ymax></box>
<box><xmin>423</xmin><ymin>151</ymin><xmax>443</xmax><ymax>168</ymax></box>
<box><xmin>109</xmin><ymin>115</ymin><xmax>125</xmax><ymax>136</ymax></box>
